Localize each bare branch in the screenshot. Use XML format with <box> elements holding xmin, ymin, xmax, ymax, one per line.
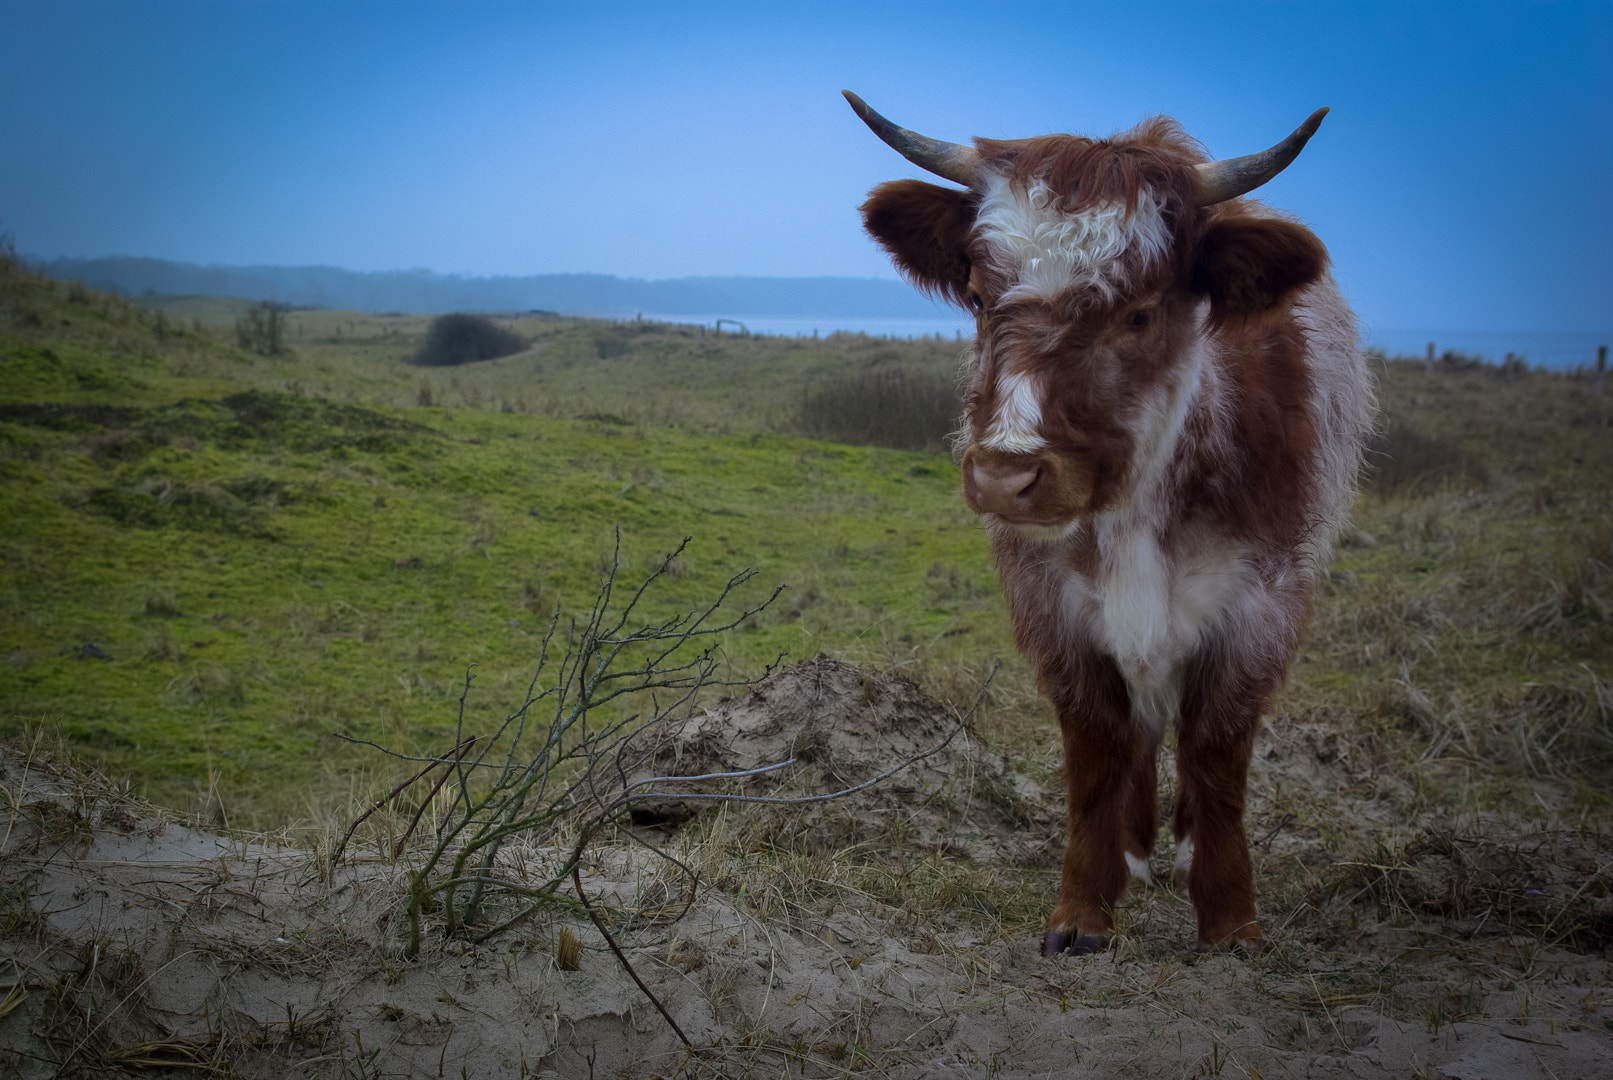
<box><xmin>338</xmin><ymin>530</ymin><xmax>996</xmax><ymax>1050</ymax></box>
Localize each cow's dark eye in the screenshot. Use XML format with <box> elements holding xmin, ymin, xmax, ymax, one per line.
<box><xmin>968</xmin><ymin>292</ymin><xmax>985</xmax><ymax>314</ymax></box>
<box><xmin>1125</xmin><ymin>309</ymin><xmax>1150</xmax><ymax>329</ymax></box>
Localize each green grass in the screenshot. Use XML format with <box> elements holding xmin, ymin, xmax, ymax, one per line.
<box><xmin>135</xmin><ymin>295</ymin><xmax>966</xmax><ymax>433</ymax></box>
<box><xmin>8</xmin><ymin>259</ymin><xmax>1613</xmax><ymax>1080</ymax></box>
<box><xmin>6</xmin><ymin>252</ymin><xmax>1613</xmax><ymax>843</ymax></box>
<box><xmin>1285</xmin><ymin>358</ymin><xmax>1613</xmax><ymax>810</ymax></box>
<box><xmin>1</xmin><ymin>259</ymin><xmax>1008</xmax><ymax>824</ymax></box>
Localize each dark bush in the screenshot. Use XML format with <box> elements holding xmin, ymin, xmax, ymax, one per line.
<box><xmin>410</xmin><ymin>313</ymin><xmax>525</xmax><ymax>366</ymax></box>
<box><xmin>794</xmin><ymin>369</ymin><xmax>960</xmax><ymax>453</ymax></box>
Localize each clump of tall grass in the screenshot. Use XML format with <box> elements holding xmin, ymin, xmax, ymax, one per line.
<box><xmin>793</xmin><ymin>369</ymin><xmax>959</xmax><ymax>453</ymax></box>
<box><xmin>1366</xmin><ymin>420</ymin><xmax>1488</xmax><ymax>493</ymax></box>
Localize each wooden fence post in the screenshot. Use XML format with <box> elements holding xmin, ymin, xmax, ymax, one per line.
<box><xmin>1598</xmin><ymin>344</ymin><xmax>1607</xmax><ymax>396</ymax></box>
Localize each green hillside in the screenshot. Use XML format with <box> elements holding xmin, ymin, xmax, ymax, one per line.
<box><xmin>4</xmin><ymin>249</ymin><xmax>1612</xmax><ymax>836</ymax></box>
<box><xmin>1</xmin><ymin>258</ymin><xmax>1001</xmax><ymax>825</ymax></box>
<box><xmin>132</xmin><ymin>295</ymin><xmax>965</xmax><ymax>436</ymax></box>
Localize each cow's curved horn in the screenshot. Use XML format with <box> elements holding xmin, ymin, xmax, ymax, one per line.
<box><xmin>1194</xmin><ymin>108</ymin><xmax>1329</xmax><ymax>206</ymax></box>
<box><xmin>843</xmin><ymin>90</ymin><xmax>982</xmax><ymax>188</ymax></box>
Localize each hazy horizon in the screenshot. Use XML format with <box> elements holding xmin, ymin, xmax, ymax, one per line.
<box><xmin>24</xmin><ymin>250</ymin><xmax>1605</xmax><ymax>368</ymax></box>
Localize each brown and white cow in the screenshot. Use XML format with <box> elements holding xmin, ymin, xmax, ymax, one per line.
<box><xmin>846</xmin><ymin>92</ymin><xmax>1372</xmax><ymax>955</ymax></box>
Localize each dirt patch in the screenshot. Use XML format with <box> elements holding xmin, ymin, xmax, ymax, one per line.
<box><xmin>4</xmin><ymin>666</ymin><xmax>1613</xmax><ymax>1079</ymax></box>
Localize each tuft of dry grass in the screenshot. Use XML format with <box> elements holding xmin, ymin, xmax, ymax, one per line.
<box><xmin>1366</xmin><ymin>419</ymin><xmax>1489</xmax><ymax>493</ymax></box>
<box><xmin>792</xmin><ymin>368</ymin><xmax>961</xmax><ymax>453</ymax></box>
<box><xmin>556</xmin><ymin>926</ymin><xmax>581</xmax><ymax>970</ymax></box>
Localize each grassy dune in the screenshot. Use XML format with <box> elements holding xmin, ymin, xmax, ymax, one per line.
<box><xmin>1</xmin><ymin>262</ymin><xmax>1002</xmax><ymax>823</ymax></box>
<box><xmin>5</xmin><ymin>256</ymin><xmax>1613</xmax><ymax>1077</ymax></box>
<box><xmin>1299</xmin><ymin>360</ymin><xmax>1613</xmax><ymax>810</ymax></box>
<box><xmin>5</xmin><ymin>253</ymin><xmax>1612</xmax><ymax>836</ymax></box>
<box><xmin>140</xmin><ymin>295</ymin><xmax>965</xmax><ymax>436</ymax></box>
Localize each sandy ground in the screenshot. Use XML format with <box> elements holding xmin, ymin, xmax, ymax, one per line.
<box><xmin>3</xmin><ymin>660</ymin><xmax>1611</xmax><ymax>1078</ymax></box>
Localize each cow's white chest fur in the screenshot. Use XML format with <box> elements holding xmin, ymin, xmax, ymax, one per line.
<box><xmin>1059</xmin><ymin>518</ymin><xmax>1250</xmax><ymax>737</ymax></box>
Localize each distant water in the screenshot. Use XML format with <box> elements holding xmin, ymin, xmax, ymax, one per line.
<box><xmin>637</xmin><ymin>313</ymin><xmax>973</xmax><ymax>342</ymax></box>
<box><xmin>1364</xmin><ymin>328</ymin><xmax>1609</xmax><ymax>371</ymax></box>
<box><xmin>639</xmin><ymin>314</ymin><xmax>1610</xmax><ymax>372</ymax></box>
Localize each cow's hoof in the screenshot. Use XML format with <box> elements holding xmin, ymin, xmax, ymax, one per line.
<box><xmin>1042</xmin><ymin>928</ymin><xmax>1113</xmax><ymax>957</ymax></box>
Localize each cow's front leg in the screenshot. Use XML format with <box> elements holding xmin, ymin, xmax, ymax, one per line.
<box><xmin>1173</xmin><ymin>654</ymin><xmax>1275</xmax><ymax>953</ymax></box>
<box><xmin>1042</xmin><ymin>658</ymin><xmax>1156</xmax><ymax>956</ymax></box>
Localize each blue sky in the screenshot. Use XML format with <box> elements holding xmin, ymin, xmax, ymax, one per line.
<box><xmin>2</xmin><ymin>1</ymin><xmax>1609</xmax><ymax>339</ymax></box>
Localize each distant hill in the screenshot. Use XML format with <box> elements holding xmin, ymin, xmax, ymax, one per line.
<box><xmin>25</xmin><ymin>255</ymin><xmax>948</xmax><ymax>320</ymax></box>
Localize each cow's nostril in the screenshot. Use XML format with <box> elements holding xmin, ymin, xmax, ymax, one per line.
<box><xmin>968</xmin><ymin>457</ymin><xmax>1045</xmax><ymax>516</ymax></box>
<box><xmin>1015</xmin><ymin>468</ymin><xmax>1041</xmax><ymax>499</ymax></box>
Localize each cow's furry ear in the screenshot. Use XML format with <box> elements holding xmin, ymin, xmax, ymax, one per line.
<box><xmin>1192</xmin><ymin>217</ymin><xmax>1328</xmax><ymax>322</ymax></box>
<box><xmin>860</xmin><ymin>180</ymin><xmax>977</xmax><ymax>308</ymax></box>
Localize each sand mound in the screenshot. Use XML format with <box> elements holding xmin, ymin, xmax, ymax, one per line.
<box><xmin>622</xmin><ymin>656</ymin><xmax>1055</xmax><ymax>864</ymax></box>
<box><xmin>4</xmin><ymin>667</ymin><xmax>1612</xmax><ymax>1079</ymax></box>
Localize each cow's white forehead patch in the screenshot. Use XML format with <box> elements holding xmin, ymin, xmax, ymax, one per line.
<box><xmin>975</xmin><ymin>173</ymin><xmax>1169</xmax><ymax>303</ymax></box>
<box><xmin>980</xmin><ymin>368</ymin><xmax>1048</xmax><ymax>453</ymax></box>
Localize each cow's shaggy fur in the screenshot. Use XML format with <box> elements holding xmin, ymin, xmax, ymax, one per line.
<box><xmin>857</xmin><ymin>113</ymin><xmax>1372</xmax><ymax>954</ymax></box>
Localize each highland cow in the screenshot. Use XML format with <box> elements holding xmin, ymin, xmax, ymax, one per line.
<box><xmin>846</xmin><ymin>91</ymin><xmax>1371</xmax><ymax>955</ymax></box>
